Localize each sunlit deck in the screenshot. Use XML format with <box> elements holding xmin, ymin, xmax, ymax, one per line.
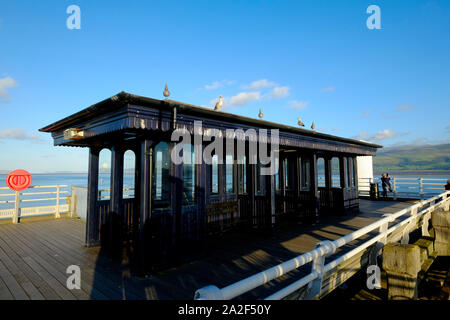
<box><xmin>0</xmin><ymin>199</ymin><xmax>415</xmax><ymax>300</ymax></box>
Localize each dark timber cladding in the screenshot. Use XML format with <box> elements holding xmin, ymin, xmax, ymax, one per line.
<box><xmin>40</xmin><ymin>91</ymin><xmax>382</xmax><ymax>272</ymax></box>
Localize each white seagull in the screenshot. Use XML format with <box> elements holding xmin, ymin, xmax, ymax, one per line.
<box><xmin>214</xmin><ymin>96</ymin><xmax>223</xmax><ymax>111</ymax></box>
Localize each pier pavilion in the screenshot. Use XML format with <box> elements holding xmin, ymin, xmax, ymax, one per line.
<box><xmin>39</xmin><ymin>91</ymin><xmax>381</xmax><ymax>271</ymax></box>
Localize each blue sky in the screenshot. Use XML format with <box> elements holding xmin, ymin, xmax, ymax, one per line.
<box><xmin>0</xmin><ymin>0</ymin><xmax>449</xmax><ymax>173</ymax></box>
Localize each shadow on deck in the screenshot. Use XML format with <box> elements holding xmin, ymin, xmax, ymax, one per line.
<box><xmin>0</xmin><ymin>199</ymin><xmax>415</xmax><ymax>300</ymax></box>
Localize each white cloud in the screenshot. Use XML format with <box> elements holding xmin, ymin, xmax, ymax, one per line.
<box><xmin>0</xmin><ymin>76</ymin><xmax>18</xmax><ymax>99</ymax></box>
<box><xmin>210</xmin><ymin>91</ymin><xmax>261</xmax><ymax>109</ymax></box>
<box><xmin>372</xmin><ymin>129</ymin><xmax>398</xmax><ymax>140</ymax></box>
<box><xmin>359</xmin><ymin>109</ymin><xmax>372</xmax><ymax>118</ymax></box>
<box><xmin>204</xmin><ymin>80</ymin><xmax>234</xmax><ymax>91</ymax></box>
<box><xmin>245</xmin><ymin>79</ymin><xmax>277</xmax><ymax>90</ymax></box>
<box><xmin>396</xmin><ymin>105</ymin><xmax>414</xmax><ymax>111</ymax></box>
<box><xmin>0</xmin><ymin>128</ymin><xmax>44</xmax><ymax>143</ymax></box>
<box><xmin>321</xmin><ymin>86</ymin><xmax>335</xmax><ymax>92</ymax></box>
<box><xmin>287</xmin><ymin>100</ymin><xmax>308</xmax><ymax>110</ymax></box>
<box><xmin>229</xmin><ymin>91</ymin><xmax>260</xmax><ymax>106</ymax></box>
<box><xmin>352</xmin><ymin>132</ymin><xmax>369</xmax><ymax>140</ymax></box>
<box><xmin>269</xmin><ymin>86</ymin><xmax>290</xmax><ymax>99</ymax></box>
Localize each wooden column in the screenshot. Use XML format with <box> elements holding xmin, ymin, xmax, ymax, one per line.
<box><xmin>269</xmin><ymin>169</ymin><xmax>276</xmax><ymax>230</ymax></box>
<box><xmin>139</xmin><ymin>139</ymin><xmax>153</xmax><ymax>271</ymax></box>
<box><xmin>110</xmin><ymin>146</ymin><xmax>124</xmax><ymax>215</ymax></box>
<box><xmin>353</xmin><ymin>157</ymin><xmax>359</xmax><ymax>190</ymax></box>
<box><xmin>86</xmin><ymin>147</ymin><xmax>100</xmax><ymax>247</ymax></box>
<box><xmin>324</xmin><ymin>156</ymin><xmax>332</xmax><ymax>189</ymax></box>
<box><xmin>347</xmin><ymin>157</ymin><xmax>353</xmax><ymax>188</ymax></box>
<box><xmin>339</xmin><ymin>156</ymin><xmax>346</xmax><ymax>189</ymax></box>
<box><xmin>310</xmin><ymin>153</ymin><xmax>319</xmax><ymax>224</ymax></box>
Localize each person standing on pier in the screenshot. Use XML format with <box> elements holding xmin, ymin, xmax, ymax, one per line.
<box><xmin>381</xmin><ymin>173</ymin><xmax>392</xmax><ymax>198</ymax></box>
<box><xmin>445</xmin><ymin>179</ymin><xmax>450</xmax><ymax>191</ymax></box>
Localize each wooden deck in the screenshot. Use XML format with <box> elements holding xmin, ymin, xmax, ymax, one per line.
<box><xmin>0</xmin><ymin>199</ymin><xmax>414</xmax><ymax>300</ymax></box>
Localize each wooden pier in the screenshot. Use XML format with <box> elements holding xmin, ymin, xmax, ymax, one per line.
<box><xmin>0</xmin><ymin>199</ymin><xmax>414</xmax><ymax>300</ymax></box>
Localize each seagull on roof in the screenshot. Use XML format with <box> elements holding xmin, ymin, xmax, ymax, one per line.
<box><xmin>163</xmin><ymin>84</ymin><xmax>170</xmax><ymax>99</ymax></box>
<box><xmin>297</xmin><ymin>117</ymin><xmax>304</xmax><ymax>127</ymax></box>
<box><xmin>214</xmin><ymin>96</ymin><xmax>223</xmax><ymax>111</ymax></box>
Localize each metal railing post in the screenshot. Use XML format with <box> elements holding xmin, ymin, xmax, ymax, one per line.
<box><xmin>55</xmin><ymin>185</ymin><xmax>60</xmax><ymax>218</ymax></box>
<box><xmin>13</xmin><ymin>190</ymin><xmax>20</xmax><ymax>224</ymax></box>
<box><xmin>305</xmin><ymin>241</ymin><xmax>335</xmax><ymax>299</ymax></box>
<box><xmin>419</xmin><ymin>178</ymin><xmax>424</xmax><ymax>199</ymax></box>
<box><xmin>392</xmin><ymin>178</ymin><xmax>397</xmax><ymax>200</ymax></box>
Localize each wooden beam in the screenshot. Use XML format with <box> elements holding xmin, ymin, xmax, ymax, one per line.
<box><xmin>324</xmin><ymin>156</ymin><xmax>332</xmax><ymax>189</ymax></box>
<box><xmin>339</xmin><ymin>157</ymin><xmax>346</xmax><ymax>189</ymax></box>
<box><xmin>86</xmin><ymin>147</ymin><xmax>99</xmax><ymax>247</ymax></box>
<box><xmin>110</xmin><ymin>146</ymin><xmax>124</xmax><ymax>215</ymax></box>
<box><xmin>139</xmin><ymin>139</ymin><xmax>153</xmax><ymax>271</ymax></box>
<box><xmin>310</xmin><ymin>153</ymin><xmax>319</xmax><ymax>224</ymax></box>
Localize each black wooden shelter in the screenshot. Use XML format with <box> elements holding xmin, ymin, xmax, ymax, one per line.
<box><xmin>40</xmin><ymin>91</ymin><xmax>381</xmax><ymax>271</ymax></box>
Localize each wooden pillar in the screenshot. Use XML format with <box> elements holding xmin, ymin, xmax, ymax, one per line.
<box><xmin>269</xmin><ymin>170</ymin><xmax>276</xmax><ymax>230</ymax></box>
<box><xmin>139</xmin><ymin>139</ymin><xmax>153</xmax><ymax>270</ymax></box>
<box><xmin>310</xmin><ymin>153</ymin><xmax>319</xmax><ymax>224</ymax></box>
<box><xmin>86</xmin><ymin>147</ymin><xmax>100</xmax><ymax>247</ymax></box>
<box><xmin>247</xmin><ymin>140</ymin><xmax>256</xmax><ymax>228</ymax></box>
<box><xmin>110</xmin><ymin>146</ymin><xmax>124</xmax><ymax>215</ymax></box>
<box><xmin>324</xmin><ymin>156</ymin><xmax>332</xmax><ymax>189</ymax></box>
<box><xmin>347</xmin><ymin>156</ymin><xmax>352</xmax><ymax>188</ymax></box>
<box><xmin>339</xmin><ymin>156</ymin><xmax>346</xmax><ymax>189</ymax></box>
<box><xmin>353</xmin><ymin>157</ymin><xmax>359</xmax><ymax>190</ymax></box>
<box><xmin>382</xmin><ymin>243</ymin><xmax>422</xmax><ymax>299</ymax></box>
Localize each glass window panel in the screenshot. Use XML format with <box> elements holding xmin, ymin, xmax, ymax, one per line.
<box><xmin>274</xmin><ymin>157</ymin><xmax>280</xmax><ymax>191</ymax></box>
<box><xmin>225</xmin><ymin>154</ymin><xmax>234</xmax><ymax>194</ymax></box>
<box><xmin>284</xmin><ymin>158</ymin><xmax>290</xmax><ymax>189</ymax></box>
<box><xmin>348</xmin><ymin>157</ymin><xmax>354</xmax><ymax>187</ymax></box>
<box><xmin>317</xmin><ymin>158</ymin><xmax>325</xmax><ymax>187</ymax></box>
<box><xmin>300</xmin><ymin>157</ymin><xmax>310</xmax><ymax>191</ymax></box>
<box><xmin>211</xmin><ymin>154</ymin><xmax>219</xmax><ymax>194</ymax></box>
<box><xmin>238</xmin><ymin>155</ymin><xmax>247</xmax><ymax>194</ymax></box>
<box><xmin>153</xmin><ymin>142</ymin><xmax>170</xmax><ymax>207</ymax></box>
<box><xmin>331</xmin><ymin>157</ymin><xmax>341</xmax><ymax>188</ymax></box>
<box><xmin>98</xmin><ymin>148</ymin><xmax>111</xmax><ymax>200</ymax></box>
<box><xmin>182</xmin><ymin>144</ymin><xmax>196</xmax><ymax>205</ymax></box>
<box><xmin>123</xmin><ymin>150</ymin><xmax>135</xmax><ymax>198</ymax></box>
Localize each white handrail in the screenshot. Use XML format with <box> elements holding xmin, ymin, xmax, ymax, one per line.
<box><xmin>194</xmin><ymin>191</ymin><xmax>450</xmax><ymax>300</ymax></box>
<box><xmin>0</xmin><ymin>185</ymin><xmax>70</xmax><ymax>222</ymax></box>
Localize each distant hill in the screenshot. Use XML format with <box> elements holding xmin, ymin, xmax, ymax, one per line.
<box><xmin>373</xmin><ymin>143</ymin><xmax>450</xmax><ymax>171</ymax></box>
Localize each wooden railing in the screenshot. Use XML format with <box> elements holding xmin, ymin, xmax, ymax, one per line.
<box><xmin>194</xmin><ymin>191</ymin><xmax>450</xmax><ymax>300</ymax></box>
<box><xmin>0</xmin><ymin>185</ymin><xmax>69</xmax><ymax>223</ymax></box>
<box><xmin>358</xmin><ymin>177</ymin><xmax>449</xmax><ymax>199</ymax></box>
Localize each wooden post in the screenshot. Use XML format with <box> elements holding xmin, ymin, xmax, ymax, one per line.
<box><xmin>339</xmin><ymin>157</ymin><xmax>346</xmax><ymax>189</ymax></box>
<box><xmin>431</xmin><ymin>209</ymin><xmax>450</xmax><ymax>256</ymax></box>
<box><xmin>419</xmin><ymin>178</ymin><xmax>424</xmax><ymax>199</ymax></box>
<box><xmin>392</xmin><ymin>178</ymin><xmax>397</xmax><ymax>200</ymax></box>
<box><xmin>139</xmin><ymin>139</ymin><xmax>153</xmax><ymax>271</ymax></box>
<box><xmin>55</xmin><ymin>185</ymin><xmax>60</xmax><ymax>218</ymax></box>
<box><xmin>13</xmin><ymin>190</ymin><xmax>20</xmax><ymax>224</ymax></box>
<box><xmin>86</xmin><ymin>147</ymin><xmax>100</xmax><ymax>247</ymax></box>
<box><xmin>310</xmin><ymin>153</ymin><xmax>319</xmax><ymax>224</ymax></box>
<box><xmin>382</xmin><ymin>243</ymin><xmax>421</xmax><ymax>299</ymax></box>
<box><xmin>110</xmin><ymin>146</ymin><xmax>124</xmax><ymax>215</ymax></box>
<box><xmin>324</xmin><ymin>157</ymin><xmax>332</xmax><ymax>189</ymax></box>
<box><xmin>353</xmin><ymin>157</ymin><xmax>359</xmax><ymax>191</ymax></box>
